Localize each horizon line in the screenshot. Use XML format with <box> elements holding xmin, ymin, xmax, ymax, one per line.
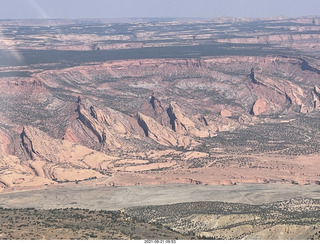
<box><xmin>1</xmin><ymin>15</ymin><xmax>320</xmax><ymax>21</ymax></box>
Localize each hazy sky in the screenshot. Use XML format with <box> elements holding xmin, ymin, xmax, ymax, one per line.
<box><xmin>1</xmin><ymin>0</ymin><xmax>320</xmax><ymax>19</ymax></box>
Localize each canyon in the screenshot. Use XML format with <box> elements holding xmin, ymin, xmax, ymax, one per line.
<box><xmin>0</xmin><ymin>16</ymin><xmax>320</xmax><ymax>239</ymax></box>
<box><xmin>2</xmin><ymin>55</ymin><xmax>320</xmax><ymax>191</ymax></box>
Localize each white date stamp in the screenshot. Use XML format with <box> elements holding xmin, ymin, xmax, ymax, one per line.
<box><xmin>144</xmin><ymin>240</ymin><xmax>176</xmax><ymax>244</ymax></box>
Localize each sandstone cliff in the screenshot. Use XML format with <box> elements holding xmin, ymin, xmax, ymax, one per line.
<box><xmin>137</xmin><ymin>112</ymin><xmax>195</xmax><ymax>147</ymax></box>
<box><xmin>167</xmin><ymin>102</ymin><xmax>217</xmax><ymax>137</ymax></box>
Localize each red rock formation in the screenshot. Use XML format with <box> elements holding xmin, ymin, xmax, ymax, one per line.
<box><xmin>167</xmin><ymin>102</ymin><xmax>217</xmax><ymax>137</ymax></box>
<box><xmin>150</xmin><ymin>93</ymin><xmax>164</xmax><ymax>115</ymax></box>
<box><xmin>3</xmin><ymin>17</ymin><xmax>320</xmax><ymax>193</ymax></box>
<box><xmin>251</xmin><ymin>98</ymin><xmax>267</xmax><ymax>116</ymax></box>
<box><xmin>167</xmin><ymin>102</ymin><xmax>195</xmax><ymax>134</ymax></box>
<box><xmin>1</xmin><ymin>78</ymin><xmax>46</xmax><ymax>96</ymax></box>
<box><xmin>137</xmin><ymin>112</ymin><xmax>194</xmax><ymax>147</ymax></box>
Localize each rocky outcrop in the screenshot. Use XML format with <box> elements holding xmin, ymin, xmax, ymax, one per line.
<box><xmin>285</xmin><ymin>92</ymin><xmax>293</xmax><ymax>105</ymax></box>
<box><xmin>312</xmin><ymin>86</ymin><xmax>320</xmax><ymax>110</ymax></box>
<box><xmin>77</xmin><ymin>103</ymin><xmax>105</xmax><ymax>144</ymax></box>
<box><xmin>250</xmin><ymin>98</ymin><xmax>267</xmax><ymax>116</ymax></box>
<box><xmin>137</xmin><ymin>112</ymin><xmax>194</xmax><ymax>147</ymax></box>
<box><xmin>21</xmin><ymin>127</ymin><xmax>39</xmax><ymax>160</ymax></box>
<box><xmin>167</xmin><ymin>102</ymin><xmax>217</xmax><ymax>137</ymax></box>
<box><xmin>70</xmin><ymin>100</ymin><xmax>133</xmax><ymax>150</ymax></box>
<box><xmin>19</xmin><ymin>126</ymin><xmax>115</xmax><ymax>180</ymax></box>
<box><xmin>2</xmin><ymin>78</ymin><xmax>47</xmax><ymax>96</ymax></box>
<box><xmin>249</xmin><ymin>68</ymin><xmax>259</xmax><ymax>85</ymax></box>
<box><xmin>314</xmin><ymin>86</ymin><xmax>320</xmax><ymax>99</ymax></box>
<box><xmin>167</xmin><ymin>102</ymin><xmax>195</xmax><ymax>134</ymax></box>
<box><xmin>299</xmin><ymin>104</ymin><xmax>312</xmax><ymax>114</ymax></box>
<box><xmin>140</xmin><ymin>93</ymin><xmax>171</xmax><ymax>128</ymax></box>
<box><xmin>150</xmin><ymin>93</ymin><xmax>164</xmax><ymax>114</ymax></box>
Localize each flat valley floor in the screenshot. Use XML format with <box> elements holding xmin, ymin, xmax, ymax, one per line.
<box><xmin>0</xmin><ymin>183</ymin><xmax>319</xmax><ymax>210</ymax></box>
